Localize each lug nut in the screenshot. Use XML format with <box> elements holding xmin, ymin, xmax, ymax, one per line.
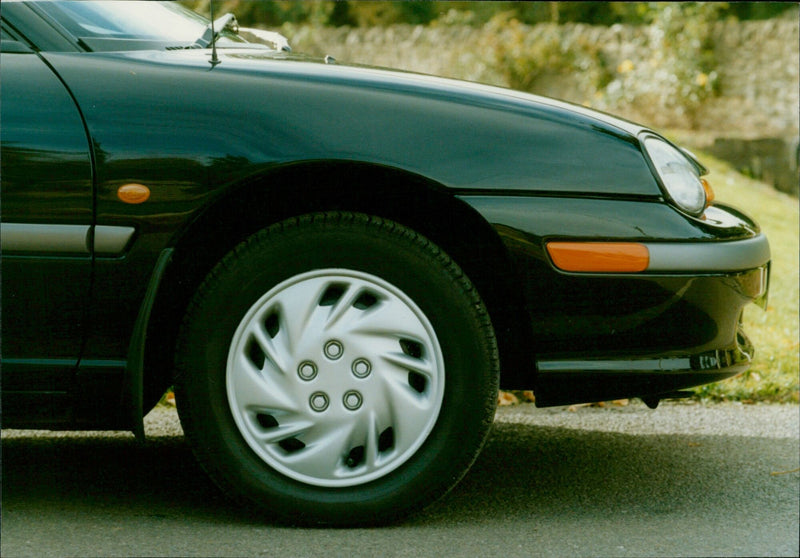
<box><xmin>324</xmin><ymin>340</ymin><xmax>343</xmax><ymax>360</ymax></box>
<box><xmin>297</xmin><ymin>361</ymin><xmax>318</xmax><ymax>381</ymax></box>
<box><xmin>343</xmin><ymin>390</ymin><xmax>363</xmax><ymax>411</ymax></box>
<box><xmin>351</xmin><ymin>358</ymin><xmax>371</xmax><ymax>378</ymax></box>
<box><xmin>309</xmin><ymin>392</ymin><xmax>329</xmax><ymax>412</ymax></box>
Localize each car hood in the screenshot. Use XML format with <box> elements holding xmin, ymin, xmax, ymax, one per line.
<box><xmin>149</xmin><ymin>47</ymin><xmax>651</xmax><ymax>138</ymax></box>
<box><xmin>43</xmin><ymin>47</ymin><xmax>662</xmax><ymax>197</ymax></box>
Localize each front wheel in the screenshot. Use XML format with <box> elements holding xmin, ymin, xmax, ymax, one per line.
<box><xmin>174</xmin><ymin>213</ymin><xmax>499</xmax><ymax>525</ymax></box>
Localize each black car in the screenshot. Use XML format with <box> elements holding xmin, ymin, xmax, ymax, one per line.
<box><xmin>0</xmin><ymin>1</ymin><xmax>770</xmax><ymax>525</ymax></box>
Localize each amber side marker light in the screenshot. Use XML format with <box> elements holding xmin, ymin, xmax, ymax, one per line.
<box><xmin>701</xmin><ymin>178</ymin><xmax>715</xmax><ymax>206</ymax></box>
<box><xmin>117</xmin><ymin>183</ymin><xmax>150</xmax><ymax>204</ymax></box>
<box><xmin>546</xmin><ymin>242</ymin><xmax>650</xmax><ymax>273</ymax></box>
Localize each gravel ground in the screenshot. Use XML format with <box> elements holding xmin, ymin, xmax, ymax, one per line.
<box><xmin>495</xmin><ymin>400</ymin><xmax>800</xmax><ymax>439</ymax></box>
<box><xmin>3</xmin><ymin>400</ymin><xmax>797</xmax><ymax>441</ymax></box>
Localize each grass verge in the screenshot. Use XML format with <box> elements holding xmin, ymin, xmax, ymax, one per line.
<box><xmin>691</xmin><ymin>154</ymin><xmax>798</xmax><ymax>403</ymax></box>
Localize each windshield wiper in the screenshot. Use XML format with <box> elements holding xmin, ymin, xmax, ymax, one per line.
<box><xmin>193</xmin><ymin>12</ymin><xmax>238</xmax><ymax>48</ymax></box>
<box><xmin>238</xmin><ymin>27</ymin><xmax>291</xmax><ymax>52</ymax></box>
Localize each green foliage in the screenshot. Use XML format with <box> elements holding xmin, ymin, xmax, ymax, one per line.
<box><xmin>182</xmin><ymin>1</ymin><xmax>796</xmax><ymax>27</ymax></box>
<box><xmin>644</xmin><ymin>3</ymin><xmax>722</xmax><ymax>115</ymax></box>
<box><xmin>474</xmin><ymin>3</ymin><xmax>726</xmax><ymax>124</ymax></box>
<box><xmin>482</xmin><ymin>13</ymin><xmax>572</xmax><ymax>92</ymax></box>
<box><xmin>726</xmin><ymin>2</ymin><xmax>798</xmax><ymax>21</ymax></box>
<box><xmin>533</xmin><ymin>2</ymin><xmax>646</xmax><ymax>26</ymax></box>
<box><xmin>579</xmin><ymin>4</ymin><xmax>724</xmax><ymax>128</ymax></box>
<box><xmin>332</xmin><ymin>1</ymin><xmax>437</xmax><ymax>27</ymax></box>
<box><xmin>182</xmin><ymin>1</ymin><xmax>335</xmax><ymax>27</ymax></box>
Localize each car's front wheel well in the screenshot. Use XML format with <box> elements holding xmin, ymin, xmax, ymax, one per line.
<box><xmin>142</xmin><ymin>161</ymin><xmax>532</xmax><ymax>409</ymax></box>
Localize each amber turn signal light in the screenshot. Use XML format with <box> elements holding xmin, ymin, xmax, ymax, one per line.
<box><xmin>546</xmin><ymin>241</ymin><xmax>650</xmax><ymax>273</ymax></box>
<box><xmin>117</xmin><ymin>183</ymin><xmax>150</xmax><ymax>204</ymax></box>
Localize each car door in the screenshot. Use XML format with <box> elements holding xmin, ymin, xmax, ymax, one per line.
<box><xmin>0</xmin><ymin>22</ymin><xmax>94</xmax><ymax>423</ymax></box>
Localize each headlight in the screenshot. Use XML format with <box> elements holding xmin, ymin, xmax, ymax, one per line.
<box><xmin>644</xmin><ymin>136</ymin><xmax>707</xmax><ymax>216</ymax></box>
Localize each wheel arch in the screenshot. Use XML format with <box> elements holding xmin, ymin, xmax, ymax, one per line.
<box><xmin>140</xmin><ymin>160</ymin><xmax>532</xmax><ymax>411</ymax></box>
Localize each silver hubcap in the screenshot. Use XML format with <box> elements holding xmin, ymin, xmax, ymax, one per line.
<box><xmin>226</xmin><ymin>269</ymin><xmax>445</xmax><ymax>487</ymax></box>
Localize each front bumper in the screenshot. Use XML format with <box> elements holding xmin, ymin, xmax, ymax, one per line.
<box><xmin>531</xmin><ymin>262</ymin><xmax>768</xmax><ymax>407</ymax></box>
<box><xmin>462</xmin><ymin>195</ymin><xmax>771</xmax><ymax>406</ymax></box>
<box><xmin>534</xmin><ymin>322</ymin><xmax>756</xmax><ymax>407</ymax></box>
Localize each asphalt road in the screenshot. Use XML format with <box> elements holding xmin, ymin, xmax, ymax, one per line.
<box><xmin>2</xmin><ymin>401</ymin><xmax>798</xmax><ymax>558</ymax></box>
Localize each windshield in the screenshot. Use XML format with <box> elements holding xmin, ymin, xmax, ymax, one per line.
<box><xmin>30</xmin><ymin>1</ymin><xmax>245</xmax><ymax>49</ymax></box>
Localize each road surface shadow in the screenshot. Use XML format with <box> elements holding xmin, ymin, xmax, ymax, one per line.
<box><xmin>2</xmin><ymin>421</ymin><xmax>797</xmax><ymax>527</ymax></box>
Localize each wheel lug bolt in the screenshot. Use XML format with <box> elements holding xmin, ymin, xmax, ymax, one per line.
<box><xmin>309</xmin><ymin>392</ymin><xmax>329</xmax><ymax>412</ymax></box>
<box><xmin>324</xmin><ymin>340</ymin><xmax>343</xmax><ymax>360</ymax></box>
<box><xmin>343</xmin><ymin>390</ymin><xmax>363</xmax><ymax>411</ymax></box>
<box><xmin>351</xmin><ymin>358</ymin><xmax>371</xmax><ymax>378</ymax></box>
<box><xmin>297</xmin><ymin>361</ymin><xmax>318</xmax><ymax>381</ymax></box>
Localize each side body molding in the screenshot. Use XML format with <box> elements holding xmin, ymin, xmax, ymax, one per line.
<box><xmin>0</xmin><ymin>223</ymin><xmax>136</xmax><ymax>256</ymax></box>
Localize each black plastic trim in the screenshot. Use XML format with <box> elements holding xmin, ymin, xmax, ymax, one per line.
<box><xmin>124</xmin><ymin>247</ymin><xmax>174</xmax><ymax>441</ymax></box>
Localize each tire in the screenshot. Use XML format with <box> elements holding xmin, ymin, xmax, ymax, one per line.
<box><xmin>174</xmin><ymin>212</ymin><xmax>498</xmax><ymax>525</ymax></box>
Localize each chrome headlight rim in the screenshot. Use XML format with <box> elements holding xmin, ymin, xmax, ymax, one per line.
<box><xmin>642</xmin><ymin>134</ymin><xmax>707</xmax><ymax>217</ymax></box>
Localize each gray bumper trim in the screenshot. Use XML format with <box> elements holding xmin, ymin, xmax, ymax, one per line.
<box><xmin>646</xmin><ymin>234</ymin><xmax>770</xmax><ymax>273</ymax></box>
